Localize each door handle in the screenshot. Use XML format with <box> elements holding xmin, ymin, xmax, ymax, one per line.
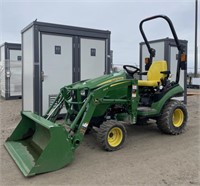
<box><xmin>41</xmin><ymin>71</ymin><xmax>48</xmax><ymax>81</ymax></box>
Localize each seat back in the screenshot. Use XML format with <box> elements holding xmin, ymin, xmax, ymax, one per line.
<box><xmin>147</xmin><ymin>60</ymin><xmax>167</xmax><ymax>81</ymax></box>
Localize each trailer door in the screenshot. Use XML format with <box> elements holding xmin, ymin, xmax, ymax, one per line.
<box><xmin>9</xmin><ymin>49</ymin><xmax>22</xmax><ymax>96</ymax></box>
<box><xmin>41</xmin><ymin>34</ymin><xmax>73</xmax><ymax>115</ymax></box>
<box><xmin>80</xmin><ymin>38</ymin><xmax>105</xmax><ymax>80</ymax></box>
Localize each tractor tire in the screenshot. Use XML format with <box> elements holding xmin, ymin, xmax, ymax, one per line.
<box><xmin>157</xmin><ymin>100</ymin><xmax>188</xmax><ymax>135</ymax></box>
<box><xmin>97</xmin><ymin>120</ymin><xmax>127</xmax><ymax>151</ymax></box>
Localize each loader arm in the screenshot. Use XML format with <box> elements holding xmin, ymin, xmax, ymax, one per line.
<box><xmin>46</xmin><ymin>79</ymin><xmax>135</xmax><ymax>149</ymax></box>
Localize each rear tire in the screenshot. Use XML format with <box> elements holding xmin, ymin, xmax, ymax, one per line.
<box><xmin>97</xmin><ymin>120</ymin><xmax>127</xmax><ymax>151</ymax></box>
<box><xmin>157</xmin><ymin>100</ymin><xmax>188</xmax><ymax>135</ymax></box>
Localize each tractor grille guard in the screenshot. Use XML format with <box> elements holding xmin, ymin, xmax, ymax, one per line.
<box><xmin>44</xmin><ymin>86</ymin><xmax>89</xmax><ymax>125</ymax></box>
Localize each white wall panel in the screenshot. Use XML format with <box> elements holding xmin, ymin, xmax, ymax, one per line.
<box><xmin>9</xmin><ymin>50</ymin><xmax>22</xmax><ymax>96</ymax></box>
<box><xmin>80</xmin><ymin>38</ymin><xmax>105</xmax><ymax>80</ymax></box>
<box><xmin>23</xmin><ymin>27</ymin><xmax>34</xmax><ymax>111</ymax></box>
<box><xmin>0</xmin><ymin>46</ymin><xmax>5</xmax><ymax>97</ymax></box>
<box><xmin>42</xmin><ymin>34</ymin><xmax>73</xmax><ymax>115</ymax></box>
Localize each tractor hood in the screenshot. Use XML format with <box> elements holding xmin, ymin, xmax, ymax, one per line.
<box><xmin>70</xmin><ymin>71</ymin><xmax>127</xmax><ymax>90</ymax></box>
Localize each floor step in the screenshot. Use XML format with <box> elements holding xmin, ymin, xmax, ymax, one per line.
<box><xmin>137</xmin><ymin>107</ymin><xmax>156</xmax><ymax>113</ymax></box>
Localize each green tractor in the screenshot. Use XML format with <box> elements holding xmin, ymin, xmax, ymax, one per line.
<box><xmin>5</xmin><ymin>15</ymin><xmax>188</xmax><ymax>176</ymax></box>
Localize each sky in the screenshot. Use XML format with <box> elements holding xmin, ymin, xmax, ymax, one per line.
<box><xmin>0</xmin><ymin>0</ymin><xmax>199</xmax><ymax>72</ymax></box>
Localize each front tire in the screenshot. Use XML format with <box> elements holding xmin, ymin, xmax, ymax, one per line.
<box><xmin>97</xmin><ymin>120</ymin><xmax>127</xmax><ymax>151</ymax></box>
<box><xmin>157</xmin><ymin>100</ymin><xmax>188</xmax><ymax>135</ymax></box>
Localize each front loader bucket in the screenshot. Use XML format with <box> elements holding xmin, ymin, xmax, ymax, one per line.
<box><xmin>4</xmin><ymin>111</ymin><xmax>74</xmax><ymax>177</ymax></box>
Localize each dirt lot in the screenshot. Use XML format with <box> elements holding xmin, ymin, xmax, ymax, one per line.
<box><xmin>0</xmin><ymin>91</ymin><xmax>200</xmax><ymax>186</ymax></box>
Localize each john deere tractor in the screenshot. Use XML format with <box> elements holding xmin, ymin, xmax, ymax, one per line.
<box><xmin>5</xmin><ymin>15</ymin><xmax>188</xmax><ymax>176</ymax></box>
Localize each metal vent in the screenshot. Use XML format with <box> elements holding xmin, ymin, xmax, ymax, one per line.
<box><xmin>14</xmin><ymin>85</ymin><xmax>21</xmax><ymax>92</ymax></box>
<box><xmin>49</xmin><ymin>94</ymin><xmax>58</xmax><ymax>107</ymax></box>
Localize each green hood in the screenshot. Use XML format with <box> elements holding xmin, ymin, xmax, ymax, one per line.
<box><xmin>70</xmin><ymin>71</ymin><xmax>127</xmax><ymax>90</ymax></box>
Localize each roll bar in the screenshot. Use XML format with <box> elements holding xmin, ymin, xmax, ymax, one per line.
<box><xmin>139</xmin><ymin>15</ymin><xmax>186</xmax><ymax>84</ymax></box>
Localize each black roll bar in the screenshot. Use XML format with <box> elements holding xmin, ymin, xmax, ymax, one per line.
<box><xmin>139</xmin><ymin>15</ymin><xmax>186</xmax><ymax>84</ymax></box>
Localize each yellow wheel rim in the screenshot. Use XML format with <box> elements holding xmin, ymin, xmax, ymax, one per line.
<box><xmin>173</xmin><ymin>108</ymin><xmax>184</xmax><ymax>127</ymax></box>
<box><xmin>107</xmin><ymin>127</ymin><xmax>123</xmax><ymax>147</ymax></box>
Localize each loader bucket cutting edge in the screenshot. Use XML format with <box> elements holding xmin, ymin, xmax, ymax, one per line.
<box><xmin>4</xmin><ymin>111</ymin><xmax>74</xmax><ymax>176</ymax></box>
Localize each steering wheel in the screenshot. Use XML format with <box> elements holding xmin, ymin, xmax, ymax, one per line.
<box><xmin>123</xmin><ymin>65</ymin><xmax>140</xmax><ymax>77</ymax></box>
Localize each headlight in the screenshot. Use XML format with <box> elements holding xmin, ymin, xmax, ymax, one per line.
<box><xmin>80</xmin><ymin>90</ymin><xmax>86</xmax><ymax>96</ymax></box>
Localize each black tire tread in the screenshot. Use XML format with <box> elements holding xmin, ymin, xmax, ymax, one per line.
<box><xmin>157</xmin><ymin>100</ymin><xmax>188</xmax><ymax>135</ymax></box>
<box><xmin>97</xmin><ymin>120</ymin><xmax>127</xmax><ymax>151</ymax></box>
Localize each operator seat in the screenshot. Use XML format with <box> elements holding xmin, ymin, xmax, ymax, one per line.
<box><xmin>138</xmin><ymin>60</ymin><xmax>168</xmax><ymax>87</ymax></box>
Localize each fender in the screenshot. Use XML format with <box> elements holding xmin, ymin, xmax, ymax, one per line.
<box><xmin>151</xmin><ymin>84</ymin><xmax>184</xmax><ymax>114</ymax></box>
<box><xmin>137</xmin><ymin>85</ymin><xmax>184</xmax><ymax>117</ymax></box>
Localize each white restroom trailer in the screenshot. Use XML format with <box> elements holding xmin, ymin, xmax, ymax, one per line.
<box><xmin>140</xmin><ymin>38</ymin><xmax>188</xmax><ymax>103</ymax></box>
<box><xmin>0</xmin><ymin>43</ymin><xmax>22</xmax><ymax>99</ymax></box>
<box><xmin>22</xmin><ymin>21</ymin><xmax>111</xmax><ymax>116</ymax></box>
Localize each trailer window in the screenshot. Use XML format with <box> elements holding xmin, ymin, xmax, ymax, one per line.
<box><xmin>55</xmin><ymin>46</ymin><xmax>61</xmax><ymax>55</ymax></box>
<box><xmin>91</xmin><ymin>48</ymin><xmax>96</xmax><ymax>56</ymax></box>
<box><xmin>17</xmin><ymin>56</ymin><xmax>21</xmax><ymax>61</ymax></box>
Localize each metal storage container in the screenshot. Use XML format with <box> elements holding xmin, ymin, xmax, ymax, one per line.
<box><xmin>0</xmin><ymin>43</ymin><xmax>22</xmax><ymax>99</ymax></box>
<box><xmin>22</xmin><ymin>21</ymin><xmax>111</xmax><ymax>115</ymax></box>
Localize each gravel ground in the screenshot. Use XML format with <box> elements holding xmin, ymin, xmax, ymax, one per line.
<box><xmin>0</xmin><ymin>92</ymin><xmax>200</xmax><ymax>186</ymax></box>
